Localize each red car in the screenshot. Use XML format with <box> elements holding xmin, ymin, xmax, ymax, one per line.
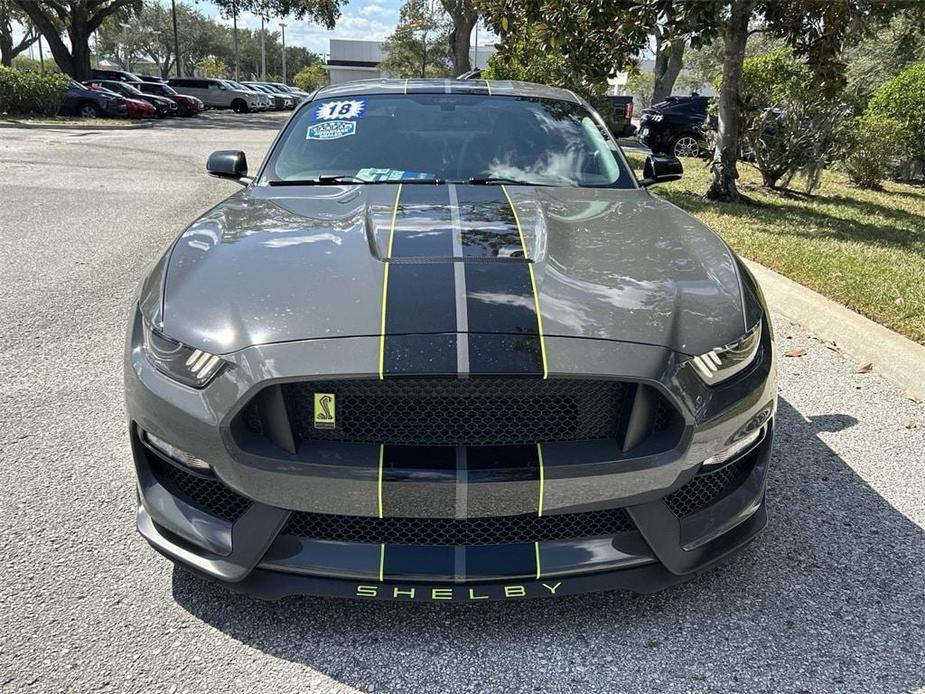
<box><xmin>124</xmin><ymin>97</ymin><xmax>157</xmax><ymax>119</ymax></box>
<box><xmin>136</xmin><ymin>81</ymin><xmax>203</xmax><ymax>117</ymax></box>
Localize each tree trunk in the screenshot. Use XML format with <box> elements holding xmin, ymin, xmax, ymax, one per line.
<box><xmin>706</xmin><ymin>0</ymin><xmax>754</xmax><ymax>202</ymax></box>
<box><xmin>443</xmin><ymin>0</ymin><xmax>477</xmax><ymax>76</ymax></box>
<box><xmin>651</xmin><ymin>30</ymin><xmax>685</xmax><ymax>104</ymax></box>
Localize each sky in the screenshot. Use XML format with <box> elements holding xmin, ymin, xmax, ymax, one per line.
<box><xmin>195</xmin><ymin>0</ymin><xmax>402</xmax><ymax>57</ymax></box>
<box><xmin>12</xmin><ymin>1</ymin><xmax>497</xmax><ymax>62</ymax></box>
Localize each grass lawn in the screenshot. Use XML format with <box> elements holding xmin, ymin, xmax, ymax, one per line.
<box><xmin>625</xmin><ymin>151</ymin><xmax>925</xmax><ymax>345</ymax></box>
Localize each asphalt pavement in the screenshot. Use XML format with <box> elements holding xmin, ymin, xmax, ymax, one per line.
<box><xmin>0</xmin><ymin>111</ymin><xmax>923</xmax><ymax>694</ymax></box>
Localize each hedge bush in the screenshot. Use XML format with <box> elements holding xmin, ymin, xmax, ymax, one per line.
<box><xmin>838</xmin><ymin>114</ymin><xmax>907</xmax><ymax>188</ymax></box>
<box><xmin>0</xmin><ymin>67</ymin><xmax>69</xmax><ymax>117</ymax></box>
<box><xmin>867</xmin><ymin>62</ymin><xmax>925</xmax><ymax>171</ymax></box>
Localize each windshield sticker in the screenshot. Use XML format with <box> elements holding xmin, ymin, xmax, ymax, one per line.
<box><xmin>312</xmin><ymin>99</ymin><xmax>366</xmax><ymax>121</ymax></box>
<box><xmin>356</xmin><ymin>168</ymin><xmax>436</xmax><ymax>182</ymax></box>
<box><xmin>307</xmin><ymin>120</ymin><xmax>356</xmax><ymax>140</ymax></box>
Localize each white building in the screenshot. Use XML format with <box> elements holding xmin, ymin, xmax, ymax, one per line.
<box><xmin>325</xmin><ymin>39</ymin><xmax>496</xmax><ymax>84</ymax></box>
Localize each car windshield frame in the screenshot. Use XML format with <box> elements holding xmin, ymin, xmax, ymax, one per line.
<box><xmin>259</xmin><ymin>92</ymin><xmax>637</xmax><ymax>190</ymax></box>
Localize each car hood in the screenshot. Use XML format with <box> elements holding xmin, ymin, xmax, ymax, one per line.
<box><xmin>148</xmin><ymin>185</ymin><xmax>749</xmax><ymax>356</ymax></box>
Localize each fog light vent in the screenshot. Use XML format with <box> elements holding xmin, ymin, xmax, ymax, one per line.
<box><xmin>145</xmin><ymin>432</ymin><xmax>212</xmax><ymax>472</ymax></box>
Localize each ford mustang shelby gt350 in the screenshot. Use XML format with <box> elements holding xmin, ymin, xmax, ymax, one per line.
<box><xmin>126</xmin><ymin>79</ymin><xmax>777</xmax><ymax>601</ymax></box>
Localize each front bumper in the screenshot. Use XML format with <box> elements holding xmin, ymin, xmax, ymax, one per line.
<box><xmin>126</xmin><ymin>310</ymin><xmax>777</xmax><ymax>601</ymax></box>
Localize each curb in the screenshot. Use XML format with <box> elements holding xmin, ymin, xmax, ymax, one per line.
<box><xmin>0</xmin><ymin>119</ymin><xmax>154</xmax><ymax>131</ymax></box>
<box><xmin>744</xmin><ymin>259</ymin><xmax>925</xmax><ymax>401</ymax></box>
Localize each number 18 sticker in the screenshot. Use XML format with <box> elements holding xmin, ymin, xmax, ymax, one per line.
<box><xmin>313</xmin><ymin>99</ymin><xmax>366</xmax><ymax>121</ymax></box>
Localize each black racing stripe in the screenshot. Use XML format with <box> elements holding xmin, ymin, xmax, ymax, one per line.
<box><xmin>383</xmin><ymin>186</ymin><xmax>457</xmax><ymax>375</ymax></box>
<box><xmin>466</xmin><ymin>445</ymin><xmax>541</xmax><ymax>518</ymax></box>
<box><xmin>466</xmin><ymin>333</ymin><xmax>543</xmax><ymax>375</ymax></box>
<box><xmin>382</xmin><ymin>545</ymin><xmax>456</xmax><ymax>582</ymax></box>
<box><xmin>456</xmin><ymin>185</ymin><xmax>525</xmax><ymax>259</ymax></box>
<box><xmin>464</xmin><ymin>544</ymin><xmax>536</xmax><ymax>579</ymax></box>
<box><xmin>455</xmin><ymin>185</ymin><xmax>543</xmax><ymax>375</ymax></box>
<box><xmin>380</xmin><ymin>445</ymin><xmax>456</xmax><ymax>518</ymax></box>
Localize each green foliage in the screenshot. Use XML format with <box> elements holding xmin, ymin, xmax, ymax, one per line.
<box><xmin>838</xmin><ymin>114</ymin><xmax>907</xmax><ymax>189</ymax></box>
<box><xmin>293</xmin><ymin>63</ymin><xmax>327</xmax><ymax>91</ymax></box>
<box><xmin>0</xmin><ymin>66</ymin><xmax>67</xmax><ymax>115</ymax></box>
<box><xmin>482</xmin><ymin>24</ymin><xmax>609</xmax><ymax>104</ymax></box>
<box><xmin>380</xmin><ymin>0</ymin><xmax>451</xmax><ymax>78</ymax></box>
<box><xmin>196</xmin><ymin>57</ymin><xmax>227</xmax><ymax>78</ymax></box>
<box><xmin>623</xmin><ymin>70</ymin><xmax>654</xmax><ymax>110</ymax></box>
<box><xmin>867</xmin><ymin>62</ymin><xmax>925</xmax><ymax>166</ymax></box>
<box><xmin>739</xmin><ymin>48</ymin><xmax>846</xmax><ymax>192</ymax></box>
<box><xmin>844</xmin><ymin>10</ymin><xmax>925</xmax><ymax>101</ymax></box>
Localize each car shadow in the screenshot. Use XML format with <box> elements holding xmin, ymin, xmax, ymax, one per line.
<box><xmin>171</xmin><ymin>398</ymin><xmax>924</xmax><ymax>692</ymax></box>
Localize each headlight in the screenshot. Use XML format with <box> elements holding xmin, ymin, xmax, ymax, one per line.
<box><xmin>689</xmin><ymin>320</ymin><xmax>762</xmax><ymax>385</ymax></box>
<box><xmin>142</xmin><ymin>321</ymin><xmax>225</xmax><ymax>388</ymax></box>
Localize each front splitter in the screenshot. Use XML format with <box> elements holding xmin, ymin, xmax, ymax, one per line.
<box><xmin>179</xmin><ymin>505</ymin><xmax>765</xmax><ymax>602</ymax></box>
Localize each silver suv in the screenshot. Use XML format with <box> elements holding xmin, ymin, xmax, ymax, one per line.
<box><xmin>166</xmin><ymin>78</ymin><xmax>260</xmax><ymax>113</ymax></box>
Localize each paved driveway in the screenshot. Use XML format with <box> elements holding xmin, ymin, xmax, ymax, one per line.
<box><xmin>1</xmin><ymin>112</ymin><xmax>923</xmax><ymax>693</ymax></box>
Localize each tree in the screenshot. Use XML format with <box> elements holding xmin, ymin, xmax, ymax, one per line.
<box><xmin>477</xmin><ymin>0</ymin><xmax>906</xmax><ymax>202</ymax></box>
<box><xmin>14</xmin><ymin>0</ymin><xmax>142</xmax><ymax>80</ymax></box>
<box><xmin>737</xmin><ymin>47</ymin><xmax>846</xmax><ymax>191</ymax></box>
<box><xmin>0</xmin><ymin>0</ymin><xmax>38</xmax><ymax>67</ymax></box>
<box><xmin>844</xmin><ymin>9</ymin><xmax>925</xmax><ymax>100</ymax></box>
<box><xmin>380</xmin><ymin>0</ymin><xmax>451</xmax><ymax>79</ymax></box>
<box><xmin>441</xmin><ymin>0</ymin><xmax>477</xmax><ymax>76</ymax></box>
<box><xmin>209</xmin><ymin>0</ymin><xmax>343</xmax><ymax>30</ymax></box>
<box><xmin>293</xmin><ymin>62</ymin><xmax>327</xmax><ymax>91</ymax></box>
<box><xmin>624</xmin><ymin>69</ymin><xmax>655</xmax><ymax>110</ymax></box>
<box><xmin>651</xmin><ymin>25</ymin><xmax>685</xmax><ymax>104</ymax></box>
<box><xmin>196</xmin><ymin>56</ymin><xmax>227</xmax><ymax>78</ymax></box>
<box><xmin>483</xmin><ymin>23</ymin><xmax>609</xmax><ymax>104</ymax></box>
<box><xmin>866</xmin><ymin>62</ymin><xmax>925</xmax><ymax>176</ymax></box>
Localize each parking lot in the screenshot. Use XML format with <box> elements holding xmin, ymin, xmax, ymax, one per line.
<box><xmin>0</xmin><ymin>110</ymin><xmax>923</xmax><ymax>693</ymax></box>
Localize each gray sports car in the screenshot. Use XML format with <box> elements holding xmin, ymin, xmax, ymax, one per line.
<box><xmin>126</xmin><ymin>80</ymin><xmax>777</xmax><ymax>601</ymax></box>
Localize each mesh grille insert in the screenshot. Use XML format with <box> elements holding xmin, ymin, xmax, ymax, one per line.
<box><xmin>151</xmin><ymin>456</ymin><xmax>252</xmax><ymax>524</ymax></box>
<box><xmin>277</xmin><ymin>378</ymin><xmax>635</xmax><ymax>446</ymax></box>
<box><xmin>664</xmin><ymin>452</ymin><xmax>754</xmax><ymax>518</ymax></box>
<box><xmin>283</xmin><ymin>508</ymin><xmax>635</xmax><ymax>545</ymax></box>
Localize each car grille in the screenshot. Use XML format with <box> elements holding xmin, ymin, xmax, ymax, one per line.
<box><xmin>151</xmin><ymin>456</ymin><xmax>252</xmax><ymax>524</ymax></box>
<box><xmin>147</xmin><ymin>445</ymin><xmax>758</xmax><ymax>543</ymax></box>
<box><xmin>664</xmin><ymin>451</ymin><xmax>754</xmax><ymax>518</ymax></box>
<box><xmin>281</xmin><ymin>508</ymin><xmax>635</xmax><ymax>545</ymax></box>
<box><xmin>248</xmin><ymin>378</ymin><xmax>645</xmax><ymax>447</ymax></box>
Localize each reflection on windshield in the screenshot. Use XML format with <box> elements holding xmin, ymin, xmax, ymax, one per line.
<box><xmin>265</xmin><ymin>94</ymin><xmax>632</xmax><ymax>189</ymax></box>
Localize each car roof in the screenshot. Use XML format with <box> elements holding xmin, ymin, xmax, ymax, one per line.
<box><xmin>312</xmin><ymin>78</ymin><xmax>582</xmax><ymax>103</ymax></box>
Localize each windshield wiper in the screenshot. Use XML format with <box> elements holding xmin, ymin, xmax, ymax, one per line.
<box><xmin>269</xmin><ymin>174</ymin><xmax>445</xmax><ymax>186</ymax></box>
<box><xmin>466</xmin><ymin>176</ymin><xmax>549</xmax><ymax>186</ymax></box>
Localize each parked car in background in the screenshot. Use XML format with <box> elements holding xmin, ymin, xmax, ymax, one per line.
<box><xmin>89</xmin><ymin>68</ymin><xmax>143</xmax><ymax>84</ymax></box>
<box><xmin>606</xmin><ymin>95</ymin><xmax>636</xmax><ymax>138</ymax></box>
<box><xmin>84</xmin><ymin>80</ymin><xmax>178</xmax><ymax>118</ymax></box>
<box><xmin>58</xmin><ymin>80</ymin><xmax>127</xmax><ymax>118</ymax></box>
<box><xmin>136</xmin><ymin>81</ymin><xmax>203</xmax><ymax>116</ymax></box>
<box><xmin>167</xmin><ymin>77</ymin><xmax>261</xmax><ymax>113</ymax></box>
<box><xmin>222</xmin><ymin>80</ymin><xmax>272</xmax><ymax>111</ymax></box>
<box><xmin>456</xmin><ymin>68</ymin><xmax>482</xmax><ymax>80</ymax></box>
<box><xmin>243</xmin><ymin>82</ymin><xmax>294</xmax><ymax>110</ymax></box>
<box><xmin>137</xmin><ymin>75</ymin><xmax>166</xmax><ymax>84</ymax></box>
<box><xmin>638</xmin><ymin>95</ymin><xmax>712</xmax><ymax>157</ymax></box>
<box><xmin>266</xmin><ymin>82</ymin><xmax>310</xmax><ymax>102</ymax></box>
<box><xmin>119</xmin><ymin>93</ymin><xmax>158</xmax><ymax>119</ymax></box>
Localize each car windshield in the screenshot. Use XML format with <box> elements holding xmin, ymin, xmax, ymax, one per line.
<box><xmin>224</xmin><ymin>80</ymin><xmax>247</xmax><ymax>90</ymax></box>
<box><xmin>145</xmin><ymin>84</ymin><xmax>175</xmax><ymax>95</ymax></box>
<box><xmin>115</xmin><ymin>82</ymin><xmax>144</xmax><ymax>96</ymax></box>
<box><xmin>264</xmin><ymin>93</ymin><xmax>632</xmax><ymax>188</ymax></box>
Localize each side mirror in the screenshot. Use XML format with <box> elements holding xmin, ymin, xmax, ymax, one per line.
<box><xmin>207</xmin><ymin>150</ymin><xmax>251</xmax><ymax>185</ymax></box>
<box><xmin>641</xmin><ymin>154</ymin><xmax>683</xmax><ymax>187</ymax></box>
